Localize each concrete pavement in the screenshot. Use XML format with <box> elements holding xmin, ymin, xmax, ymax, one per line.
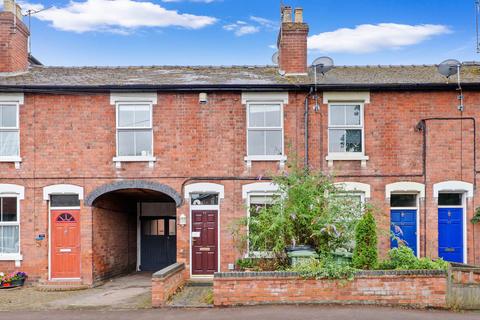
<box><xmin>0</xmin><ymin>305</ymin><xmax>478</xmax><ymax>320</ymax></box>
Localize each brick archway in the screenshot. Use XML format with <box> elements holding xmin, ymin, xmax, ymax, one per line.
<box><xmin>85</xmin><ymin>180</ymin><xmax>182</xmax><ymax>207</ymax></box>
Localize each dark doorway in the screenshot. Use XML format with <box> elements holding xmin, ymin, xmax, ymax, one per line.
<box><xmin>140</xmin><ymin>216</ymin><xmax>176</xmax><ymax>271</ymax></box>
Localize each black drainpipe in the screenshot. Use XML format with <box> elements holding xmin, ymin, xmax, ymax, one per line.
<box><xmin>304</xmin><ymin>87</ymin><xmax>314</xmax><ymax>169</ymax></box>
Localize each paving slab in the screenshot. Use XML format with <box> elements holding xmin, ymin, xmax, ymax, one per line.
<box><xmin>49</xmin><ymin>272</ymin><xmax>152</xmax><ymax>310</ymax></box>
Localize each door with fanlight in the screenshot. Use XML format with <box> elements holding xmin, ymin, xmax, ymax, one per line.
<box><xmin>51</xmin><ymin>210</ymin><xmax>81</xmax><ymax>279</ymax></box>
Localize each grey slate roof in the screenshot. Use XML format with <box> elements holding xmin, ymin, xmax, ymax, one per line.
<box><xmin>0</xmin><ymin>63</ymin><xmax>479</xmax><ymax>88</ymax></box>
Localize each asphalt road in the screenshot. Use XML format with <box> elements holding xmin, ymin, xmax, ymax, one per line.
<box><xmin>0</xmin><ymin>305</ymin><xmax>479</xmax><ymax>320</ymax></box>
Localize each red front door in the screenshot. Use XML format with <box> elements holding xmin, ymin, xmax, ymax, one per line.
<box><xmin>51</xmin><ymin>210</ymin><xmax>81</xmax><ymax>279</ymax></box>
<box><xmin>192</xmin><ymin>210</ymin><xmax>218</xmax><ymax>275</ymax></box>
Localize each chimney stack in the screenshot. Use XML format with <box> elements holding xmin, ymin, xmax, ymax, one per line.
<box><xmin>277</xmin><ymin>6</ymin><xmax>309</xmax><ymax>75</ymax></box>
<box><xmin>0</xmin><ymin>0</ymin><xmax>30</xmax><ymax>72</ymax></box>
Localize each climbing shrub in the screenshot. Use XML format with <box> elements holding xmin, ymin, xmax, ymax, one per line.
<box><xmin>352</xmin><ymin>209</ymin><xmax>378</xmax><ymax>269</ymax></box>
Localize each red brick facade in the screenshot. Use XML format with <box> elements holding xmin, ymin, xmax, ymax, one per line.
<box><xmin>0</xmin><ymin>89</ymin><xmax>477</xmax><ymax>286</ymax></box>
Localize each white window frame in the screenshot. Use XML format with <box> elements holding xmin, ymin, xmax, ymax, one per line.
<box><xmin>246</xmin><ymin>192</ymin><xmax>276</xmax><ymax>258</ymax></box>
<box><xmin>325</xmin><ymin>102</ymin><xmax>369</xmax><ymax>167</ymax></box>
<box><xmin>244</xmin><ymin>101</ymin><xmax>286</xmax><ymax>166</ymax></box>
<box><xmin>0</xmin><ymin>96</ymin><xmax>23</xmax><ymax>168</ymax></box>
<box><xmin>0</xmin><ymin>184</ymin><xmax>24</xmax><ymax>262</ymax></box>
<box><xmin>112</xmin><ymin>101</ymin><xmax>156</xmax><ymax>168</ymax></box>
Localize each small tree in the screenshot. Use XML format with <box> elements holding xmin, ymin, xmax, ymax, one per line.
<box><xmin>352</xmin><ymin>208</ymin><xmax>378</xmax><ymax>269</ymax></box>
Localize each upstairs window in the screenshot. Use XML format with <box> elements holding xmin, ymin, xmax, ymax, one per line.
<box><xmin>247</xmin><ymin>104</ymin><xmax>283</xmax><ymax>156</ymax></box>
<box><xmin>116</xmin><ymin>103</ymin><xmax>152</xmax><ymax>157</ymax></box>
<box><xmin>0</xmin><ymin>104</ymin><xmax>19</xmax><ymax>157</ymax></box>
<box><xmin>328</xmin><ymin>104</ymin><xmax>363</xmax><ymax>154</ymax></box>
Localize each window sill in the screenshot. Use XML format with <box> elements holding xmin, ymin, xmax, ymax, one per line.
<box><xmin>113</xmin><ymin>156</ymin><xmax>156</xmax><ymax>168</ymax></box>
<box><xmin>0</xmin><ymin>156</ymin><xmax>22</xmax><ymax>169</ymax></box>
<box><xmin>244</xmin><ymin>155</ymin><xmax>287</xmax><ymax>168</ymax></box>
<box><xmin>326</xmin><ymin>154</ymin><xmax>369</xmax><ymax>168</ymax></box>
<box><xmin>0</xmin><ymin>253</ymin><xmax>23</xmax><ymax>261</ymax></box>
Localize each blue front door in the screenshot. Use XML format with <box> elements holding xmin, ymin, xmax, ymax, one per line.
<box><xmin>438</xmin><ymin>207</ymin><xmax>463</xmax><ymax>263</ymax></box>
<box><xmin>390</xmin><ymin>209</ymin><xmax>417</xmax><ymax>256</ymax></box>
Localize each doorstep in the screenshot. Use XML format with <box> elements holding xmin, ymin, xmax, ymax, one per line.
<box><xmin>35</xmin><ymin>280</ymin><xmax>91</xmax><ymax>292</ymax></box>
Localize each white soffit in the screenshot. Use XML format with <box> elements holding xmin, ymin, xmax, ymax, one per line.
<box><xmin>241</xmin><ymin>92</ymin><xmax>289</xmax><ymax>104</ymax></box>
<box><xmin>335</xmin><ymin>182</ymin><xmax>371</xmax><ymax>199</ymax></box>
<box><xmin>433</xmin><ymin>181</ymin><xmax>474</xmax><ymax>198</ymax></box>
<box><xmin>385</xmin><ymin>182</ymin><xmax>425</xmax><ymax>199</ymax></box>
<box><xmin>0</xmin><ymin>93</ymin><xmax>24</xmax><ymax>105</ymax></box>
<box><xmin>110</xmin><ymin>92</ymin><xmax>158</xmax><ymax>105</ymax></box>
<box><xmin>242</xmin><ymin>182</ymin><xmax>279</xmax><ymax>199</ymax></box>
<box><xmin>43</xmin><ymin>184</ymin><xmax>84</xmax><ymax>200</ymax></box>
<box><xmin>0</xmin><ymin>184</ymin><xmax>25</xmax><ymax>199</ymax></box>
<box><xmin>323</xmin><ymin>91</ymin><xmax>370</xmax><ymax>104</ymax></box>
<box><xmin>184</xmin><ymin>183</ymin><xmax>225</xmax><ymax>199</ymax></box>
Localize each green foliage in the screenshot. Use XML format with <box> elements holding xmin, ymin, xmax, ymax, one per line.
<box><xmin>233</xmin><ymin>160</ymin><xmax>363</xmax><ymax>260</ymax></box>
<box><xmin>288</xmin><ymin>256</ymin><xmax>357</xmax><ymax>280</ymax></box>
<box><xmin>235</xmin><ymin>258</ymin><xmax>256</xmax><ymax>270</ymax></box>
<box><xmin>377</xmin><ymin>246</ymin><xmax>449</xmax><ymax>270</ymax></box>
<box><xmin>472</xmin><ymin>207</ymin><xmax>480</xmax><ymax>224</ymax></box>
<box><xmin>352</xmin><ymin>209</ymin><xmax>378</xmax><ymax>269</ymax></box>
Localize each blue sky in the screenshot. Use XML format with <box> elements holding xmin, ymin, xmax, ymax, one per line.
<box><xmin>6</xmin><ymin>0</ymin><xmax>479</xmax><ymax>66</ymax></box>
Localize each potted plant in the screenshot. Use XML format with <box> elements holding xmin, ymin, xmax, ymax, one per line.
<box><xmin>0</xmin><ymin>271</ymin><xmax>27</xmax><ymax>288</ymax></box>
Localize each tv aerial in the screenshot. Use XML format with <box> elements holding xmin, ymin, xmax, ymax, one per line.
<box><xmin>437</xmin><ymin>59</ymin><xmax>464</xmax><ymax>112</ymax></box>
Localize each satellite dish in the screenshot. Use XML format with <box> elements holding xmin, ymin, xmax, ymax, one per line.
<box><xmin>272</xmin><ymin>52</ymin><xmax>279</xmax><ymax>65</ymax></box>
<box><xmin>437</xmin><ymin>59</ymin><xmax>461</xmax><ymax>78</ymax></box>
<box><xmin>312</xmin><ymin>56</ymin><xmax>334</xmax><ymax>74</ymax></box>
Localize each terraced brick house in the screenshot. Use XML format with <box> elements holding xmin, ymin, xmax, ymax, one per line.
<box><xmin>0</xmin><ymin>1</ymin><xmax>479</xmax><ymax>286</ymax></box>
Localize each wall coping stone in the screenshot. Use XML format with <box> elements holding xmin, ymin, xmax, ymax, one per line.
<box><xmin>214</xmin><ymin>269</ymin><xmax>447</xmax><ymax>278</ymax></box>
<box><xmin>153</xmin><ymin>262</ymin><xmax>185</xmax><ymax>279</ymax></box>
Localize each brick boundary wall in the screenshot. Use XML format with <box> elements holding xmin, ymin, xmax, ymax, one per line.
<box><xmin>447</xmin><ymin>264</ymin><xmax>480</xmax><ymax>310</ymax></box>
<box><xmin>213</xmin><ymin>270</ymin><xmax>448</xmax><ymax>308</ymax></box>
<box><xmin>151</xmin><ymin>263</ymin><xmax>186</xmax><ymax>308</ymax></box>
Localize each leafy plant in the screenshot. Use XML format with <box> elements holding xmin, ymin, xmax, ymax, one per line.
<box><xmin>352</xmin><ymin>209</ymin><xmax>378</xmax><ymax>269</ymax></box>
<box><xmin>288</xmin><ymin>256</ymin><xmax>357</xmax><ymax>280</ymax></box>
<box><xmin>235</xmin><ymin>258</ymin><xmax>256</xmax><ymax>270</ymax></box>
<box><xmin>377</xmin><ymin>246</ymin><xmax>449</xmax><ymax>270</ymax></box>
<box><xmin>233</xmin><ymin>159</ymin><xmax>363</xmax><ymax>262</ymax></box>
<box><xmin>472</xmin><ymin>207</ymin><xmax>480</xmax><ymax>224</ymax></box>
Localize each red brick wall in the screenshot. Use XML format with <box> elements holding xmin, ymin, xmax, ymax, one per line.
<box><xmin>213</xmin><ymin>272</ymin><xmax>448</xmax><ymax>308</ymax></box>
<box><xmin>151</xmin><ymin>263</ymin><xmax>186</xmax><ymax>308</ymax></box>
<box><xmin>0</xmin><ymin>12</ymin><xmax>29</xmax><ymax>72</ymax></box>
<box><xmin>92</xmin><ymin>195</ymin><xmax>137</xmax><ymax>282</ymax></box>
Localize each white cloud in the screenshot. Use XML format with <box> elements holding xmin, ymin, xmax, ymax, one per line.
<box><xmin>223</xmin><ymin>16</ymin><xmax>276</xmax><ymax>37</ymax></box>
<box><xmin>162</xmin><ymin>0</ymin><xmax>217</xmax><ymax>3</ymax></box>
<box><xmin>308</xmin><ymin>23</ymin><xmax>451</xmax><ymax>53</ymax></box>
<box><xmin>250</xmin><ymin>16</ymin><xmax>277</xmax><ymax>29</ymax></box>
<box><xmin>20</xmin><ymin>0</ymin><xmax>217</xmax><ymax>33</ymax></box>
<box><xmin>223</xmin><ymin>20</ymin><xmax>259</xmax><ymax>36</ymax></box>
